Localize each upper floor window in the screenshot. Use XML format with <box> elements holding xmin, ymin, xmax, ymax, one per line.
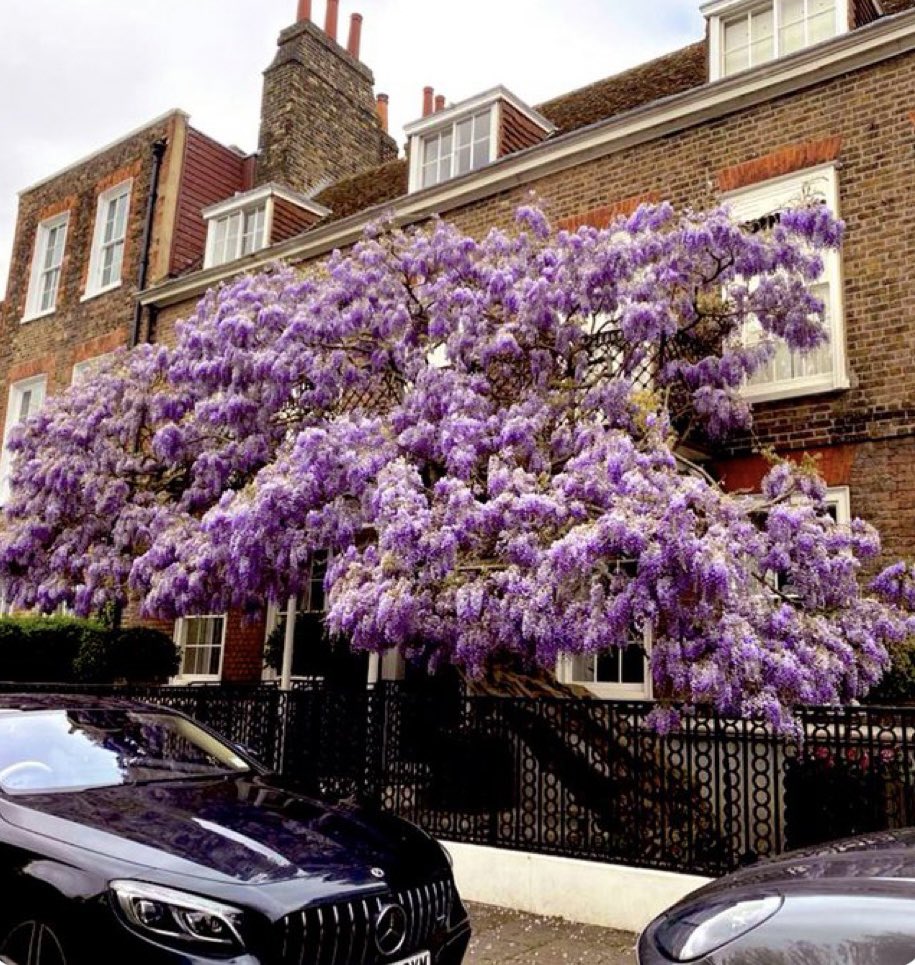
<box><xmin>207</xmin><ymin>204</ymin><xmax>267</xmax><ymax>268</ymax></box>
<box><xmin>71</xmin><ymin>352</ymin><xmax>115</xmax><ymax>385</ymax></box>
<box><xmin>724</xmin><ymin>163</ymin><xmax>848</xmax><ymax>403</ymax></box>
<box><xmin>0</xmin><ymin>375</ymin><xmax>47</xmax><ymax>504</ymax></box>
<box><xmin>704</xmin><ymin>0</ymin><xmax>846</xmax><ymax>80</ymax></box>
<box><xmin>420</xmin><ymin>110</ymin><xmax>493</xmax><ymax>189</ymax></box>
<box><xmin>24</xmin><ymin>214</ymin><xmax>68</xmax><ymax>320</ymax></box>
<box><xmin>202</xmin><ymin>183</ymin><xmax>329</xmax><ymax>271</ymax></box>
<box><xmin>405</xmin><ymin>87</ymin><xmax>553</xmax><ymax>194</ymax></box>
<box><xmin>85</xmin><ymin>181</ymin><xmax>131</xmax><ymax>298</ymax></box>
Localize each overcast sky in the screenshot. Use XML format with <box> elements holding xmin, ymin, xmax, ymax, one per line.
<box><xmin>0</xmin><ymin>0</ymin><xmax>704</xmax><ymax>300</ymax></box>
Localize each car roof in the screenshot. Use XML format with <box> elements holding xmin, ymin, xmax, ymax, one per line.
<box><xmin>0</xmin><ymin>693</ymin><xmax>165</xmax><ymax>713</ymax></box>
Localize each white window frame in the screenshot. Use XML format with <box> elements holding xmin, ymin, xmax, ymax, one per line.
<box><xmin>205</xmin><ymin>202</ymin><xmax>269</xmax><ymax>269</ymax></box>
<box><xmin>173</xmin><ymin>614</ymin><xmax>227</xmax><ymax>683</ymax></box>
<box><xmin>0</xmin><ymin>375</ymin><xmax>47</xmax><ymax>505</ymax></box>
<box><xmin>409</xmin><ymin>105</ymin><xmax>498</xmax><ymax>193</ymax></box>
<box><xmin>202</xmin><ymin>183</ymin><xmax>329</xmax><ymax>271</ymax></box>
<box><xmin>825</xmin><ymin>484</ymin><xmax>851</xmax><ymax>524</ymax></box>
<box><xmin>23</xmin><ymin>213</ymin><xmax>69</xmax><ymax>321</ymax></box>
<box><xmin>556</xmin><ymin>626</ymin><xmax>653</xmax><ymax>700</ymax></box>
<box><xmin>71</xmin><ymin>352</ymin><xmax>115</xmax><ymax>385</ymax></box>
<box><xmin>404</xmin><ymin>87</ymin><xmax>556</xmax><ymax>194</ymax></box>
<box><xmin>724</xmin><ymin>163</ymin><xmax>848</xmax><ymax>403</ymax></box>
<box><xmin>84</xmin><ymin>180</ymin><xmax>132</xmax><ymax>299</ymax></box>
<box><xmin>704</xmin><ymin>0</ymin><xmax>849</xmax><ymax>81</ymax></box>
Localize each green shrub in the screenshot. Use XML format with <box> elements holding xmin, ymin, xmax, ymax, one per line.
<box><xmin>0</xmin><ymin>616</ymin><xmax>178</xmax><ymax>684</ymax></box>
<box><xmin>73</xmin><ymin>627</ymin><xmax>179</xmax><ymax>683</ymax></box>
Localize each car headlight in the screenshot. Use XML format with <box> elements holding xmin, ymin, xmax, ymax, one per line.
<box><xmin>110</xmin><ymin>880</ymin><xmax>245</xmax><ymax>954</ymax></box>
<box><xmin>654</xmin><ymin>895</ymin><xmax>783</xmax><ymax>961</ymax></box>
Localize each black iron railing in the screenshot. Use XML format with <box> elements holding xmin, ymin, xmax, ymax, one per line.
<box><xmin>4</xmin><ymin>681</ymin><xmax>915</xmax><ymax>877</ymax></box>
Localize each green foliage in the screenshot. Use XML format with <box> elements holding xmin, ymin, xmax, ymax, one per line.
<box><xmin>0</xmin><ymin>616</ymin><xmax>178</xmax><ymax>683</ymax></box>
<box><xmin>73</xmin><ymin>627</ymin><xmax>180</xmax><ymax>683</ymax></box>
<box><xmin>863</xmin><ymin>641</ymin><xmax>915</xmax><ymax>704</ymax></box>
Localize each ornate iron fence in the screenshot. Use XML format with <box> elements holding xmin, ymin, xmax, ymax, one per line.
<box><xmin>4</xmin><ymin>681</ymin><xmax>915</xmax><ymax>877</ymax></box>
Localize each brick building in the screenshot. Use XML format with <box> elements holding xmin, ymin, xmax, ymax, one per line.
<box><xmin>4</xmin><ymin>0</ymin><xmax>915</xmax><ymax>692</ymax></box>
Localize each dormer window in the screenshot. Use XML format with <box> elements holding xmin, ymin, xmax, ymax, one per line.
<box><xmin>209</xmin><ymin>203</ymin><xmax>267</xmax><ymax>267</ymax></box>
<box><xmin>421</xmin><ymin>110</ymin><xmax>493</xmax><ymax>189</ymax></box>
<box><xmin>202</xmin><ymin>184</ymin><xmax>330</xmax><ymax>270</ymax></box>
<box><xmin>405</xmin><ymin>86</ymin><xmax>555</xmax><ymax>194</ymax></box>
<box><xmin>704</xmin><ymin>0</ymin><xmax>848</xmax><ymax>81</ymax></box>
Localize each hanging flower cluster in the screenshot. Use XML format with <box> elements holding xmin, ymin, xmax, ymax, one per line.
<box><xmin>1</xmin><ymin>201</ymin><xmax>909</xmax><ymax>729</ymax></box>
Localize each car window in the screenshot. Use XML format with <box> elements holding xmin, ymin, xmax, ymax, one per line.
<box><xmin>0</xmin><ymin>709</ymin><xmax>250</xmax><ymax>794</ymax></box>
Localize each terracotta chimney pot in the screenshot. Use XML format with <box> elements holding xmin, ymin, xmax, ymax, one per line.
<box><xmin>296</xmin><ymin>0</ymin><xmax>312</xmax><ymax>22</ymax></box>
<box><xmin>325</xmin><ymin>0</ymin><xmax>339</xmax><ymax>40</ymax></box>
<box><xmin>434</xmin><ymin>94</ymin><xmax>446</xmax><ymax>113</ymax></box>
<box><xmin>347</xmin><ymin>13</ymin><xmax>363</xmax><ymax>58</ymax></box>
<box><xmin>376</xmin><ymin>93</ymin><xmax>389</xmax><ymax>132</ymax></box>
<box><xmin>422</xmin><ymin>86</ymin><xmax>434</xmax><ymax>118</ymax></box>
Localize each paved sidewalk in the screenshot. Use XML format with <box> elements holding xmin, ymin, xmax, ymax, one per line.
<box><xmin>465</xmin><ymin>902</ymin><xmax>638</xmax><ymax>964</ymax></box>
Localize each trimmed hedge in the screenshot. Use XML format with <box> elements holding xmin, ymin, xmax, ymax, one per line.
<box><xmin>0</xmin><ymin>616</ymin><xmax>179</xmax><ymax>684</ymax></box>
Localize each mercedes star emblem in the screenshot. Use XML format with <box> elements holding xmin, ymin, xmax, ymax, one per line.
<box><xmin>370</xmin><ymin>867</ymin><xmax>385</xmax><ymax>879</ymax></box>
<box><xmin>374</xmin><ymin>903</ymin><xmax>408</xmax><ymax>957</ymax></box>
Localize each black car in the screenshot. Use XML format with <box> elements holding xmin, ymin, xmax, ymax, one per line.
<box><xmin>0</xmin><ymin>694</ymin><xmax>471</xmax><ymax>965</ymax></box>
<box><xmin>638</xmin><ymin>830</ymin><xmax>915</xmax><ymax>964</ymax></box>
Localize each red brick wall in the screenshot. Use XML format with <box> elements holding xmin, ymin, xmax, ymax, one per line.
<box><xmin>0</xmin><ymin>113</ymin><xmax>184</xmax><ymax>410</ymax></box>
<box><xmin>221</xmin><ymin>610</ymin><xmax>268</xmax><ymax>684</ymax></box>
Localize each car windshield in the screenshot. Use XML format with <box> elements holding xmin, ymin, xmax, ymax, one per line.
<box><xmin>0</xmin><ymin>708</ymin><xmax>251</xmax><ymax>794</ymax></box>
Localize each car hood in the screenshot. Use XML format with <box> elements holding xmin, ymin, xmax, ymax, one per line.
<box><xmin>684</xmin><ymin>828</ymin><xmax>915</xmax><ymax>905</ymax></box>
<box><xmin>0</xmin><ymin>776</ymin><xmax>445</xmax><ymax>892</ymax></box>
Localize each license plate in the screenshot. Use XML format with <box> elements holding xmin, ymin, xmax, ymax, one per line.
<box><xmin>393</xmin><ymin>953</ymin><xmax>430</xmax><ymax>965</ymax></box>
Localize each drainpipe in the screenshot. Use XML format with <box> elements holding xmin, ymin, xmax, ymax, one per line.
<box><xmin>130</xmin><ymin>138</ymin><xmax>167</xmax><ymax>348</ymax></box>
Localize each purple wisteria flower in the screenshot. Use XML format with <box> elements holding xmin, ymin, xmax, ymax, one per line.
<box><xmin>0</xmin><ymin>202</ymin><xmax>908</xmax><ymax>730</ymax></box>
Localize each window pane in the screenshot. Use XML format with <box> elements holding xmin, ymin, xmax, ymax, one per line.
<box><xmin>779</xmin><ymin>0</ymin><xmax>805</xmax><ymax>52</ymax></box>
<box><xmin>570</xmin><ymin>653</ymin><xmax>596</xmax><ymax>682</ymax></box>
<box><xmin>808</xmin><ymin>0</ymin><xmax>837</xmax><ymax>43</ymax></box>
<box><xmin>595</xmin><ymin>648</ymin><xmax>621</xmax><ymax>684</ymax></box>
<box><xmin>621</xmin><ymin>644</ymin><xmax>646</xmax><ymax>684</ymax></box>
<box><xmin>455</xmin><ymin>145</ymin><xmax>472</xmax><ymax>175</ymax></box>
<box><xmin>472</xmin><ymin>135</ymin><xmax>490</xmax><ymax>170</ymax></box>
<box><xmin>422</xmin><ymin>162</ymin><xmax>440</xmax><ymax>188</ymax></box>
<box><xmin>456</xmin><ymin>118</ymin><xmax>473</xmax><ymax>149</ymax></box>
<box><xmin>750</xmin><ymin>8</ymin><xmax>774</xmax><ymax>64</ymax></box>
<box><xmin>724</xmin><ymin>15</ymin><xmax>750</xmax><ymax>51</ymax></box>
<box><xmin>422</xmin><ymin>134</ymin><xmax>440</xmax><ymax>165</ymax></box>
<box><xmin>16</xmin><ymin>390</ymin><xmax>32</xmax><ymax>423</ymax></box>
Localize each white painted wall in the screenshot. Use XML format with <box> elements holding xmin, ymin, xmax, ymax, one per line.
<box><xmin>441</xmin><ymin>840</ymin><xmax>711</xmax><ymax>934</ymax></box>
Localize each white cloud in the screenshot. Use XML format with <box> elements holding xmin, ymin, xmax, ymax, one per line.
<box><xmin>0</xmin><ymin>0</ymin><xmax>703</xmax><ymax>300</ymax></box>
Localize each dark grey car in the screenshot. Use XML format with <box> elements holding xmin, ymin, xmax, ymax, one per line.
<box><xmin>638</xmin><ymin>830</ymin><xmax>915</xmax><ymax>964</ymax></box>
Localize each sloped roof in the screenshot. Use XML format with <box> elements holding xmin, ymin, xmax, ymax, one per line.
<box><xmin>537</xmin><ymin>41</ymin><xmax>709</xmax><ymax>135</ymax></box>
<box><xmin>314</xmin><ymin>158</ymin><xmax>409</xmax><ymax>224</ymax></box>
<box><xmin>239</xmin><ymin>4</ymin><xmax>915</xmax><ymax>242</ymax></box>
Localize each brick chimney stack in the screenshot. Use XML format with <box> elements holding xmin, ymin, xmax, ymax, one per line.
<box><xmin>434</xmin><ymin>94</ymin><xmax>446</xmax><ymax>113</ymax></box>
<box><xmin>422</xmin><ymin>87</ymin><xmax>435</xmax><ymax>118</ymax></box>
<box><xmin>257</xmin><ymin>2</ymin><xmax>399</xmax><ymax>194</ymax></box>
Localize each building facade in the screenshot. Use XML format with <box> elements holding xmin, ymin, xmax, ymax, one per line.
<box><xmin>4</xmin><ymin>0</ymin><xmax>915</xmax><ymax>691</ymax></box>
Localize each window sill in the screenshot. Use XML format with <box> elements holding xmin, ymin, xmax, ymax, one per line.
<box><xmin>170</xmin><ymin>675</ymin><xmax>222</xmax><ymax>686</ymax></box>
<box><xmin>743</xmin><ymin>373</ymin><xmax>850</xmax><ymax>405</ymax></box>
<box><xmin>81</xmin><ymin>282</ymin><xmax>122</xmax><ymax>303</ymax></box>
<box><xmin>572</xmin><ymin>683</ymin><xmax>653</xmax><ymax>700</ymax></box>
<box><xmin>20</xmin><ymin>307</ymin><xmax>56</xmax><ymax>324</ymax></box>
